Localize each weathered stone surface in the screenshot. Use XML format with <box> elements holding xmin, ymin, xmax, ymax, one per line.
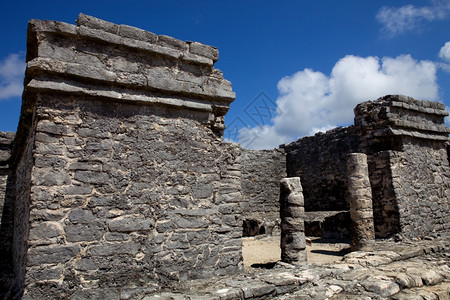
<box><xmin>347</xmin><ymin>153</ymin><xmax>375</xmax><ymax>251</ymax></box>
<box><xmin>28</xmin><ymin>222</ymin><xmax>64</xmax><ymax>245</ymax></box>
<box><xmin>0</xmin><ymin>13</ymin><xmax>244</xmax><ymax>299</ymax></box>
<box><xmin>283</xmin><ymin>95</ymin><xmax>449</xmax><ymax>242</ymax></box>
<box><xmin>282</xmin><ymin>126</ymin><xmax>359</xmax><ymax>212</ymax></box>
<box><xmin>280</xmin><ymin>177</ymin><xmax>306</xmax><ymax>265</ymax></box>
<box><xmin>355</xmin><ymin>95</ymin><xmax>450</xmax><ymax>239</ymax></box>
<box><xmin>1</xmin><ymin>10</ymin><xmax>449</xmax><ymax>300</ymax></box>
<box><xmin>108</xmin><ymin>215</ymin><xmax>155</xmax><ymax>232</ymax></box>
<box><xmin>27</xmin><ymin>244</ymin><xmax>81</xmax><ymax>266</ymax></box>
<box><xmin>241</xmin><ymin>149</ymin><xmax>286</xmax><ymax>236</ymax></box>
<box><xmin>361</xmin><ymin>276</ymin><xmax>400</xmax><ymax>297</ymax></box>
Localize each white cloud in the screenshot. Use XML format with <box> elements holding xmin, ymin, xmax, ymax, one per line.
<box><xmin>439</xmin><ymin>41</ymin><xmax>450</xmax><ymax>61</ymax></box>
<box><xmin>237</xmin><ymin>54</ymin><xmax>438</xmax><ymax>150</ymax></box>
<box><xmin>438</xmin><ymin>41</ymin><xmax>450</xmax><ymax>72</ymax></box>
<box><xmin>0</xmin><ymin>53</ymin><xmax>26</xmax><ymax>100</ymax></box>
<box><xmin>376</xmin><ymin>0</ymin><xmax>450</xmax><ymax>37</ymax></box>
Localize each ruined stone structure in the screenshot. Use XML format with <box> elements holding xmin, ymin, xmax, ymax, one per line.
<box><xmin>283</xmin><ymin>126</ymin><xmax>358</xmax><ymax>212</ymax></box>
<box><xmin>1</xmin><ymin>14</ymin><xmax>243</xmax><ymax>299</ymax></box>
<box><xmin>284</xmin><ymin>95</ymin><xmax>450</xmax><ymax>241</ymax></box>
<box><xmin>355</xmin><ymin>96</ymin><xmax>450</xmax><ymax>239</ymax></box>
<box><xmin>0</xmin><ymin>14</ymin><xmax>449</xmax><ymax>300</ymax></box>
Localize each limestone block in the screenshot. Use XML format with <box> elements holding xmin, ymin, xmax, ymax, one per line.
<box><xmin>27</xmin><ymin>244</ymin><xmax>81</xmax><ymax>266</ymax></box>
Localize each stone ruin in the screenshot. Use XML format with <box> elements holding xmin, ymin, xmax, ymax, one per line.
<box><xmin>0</xmin><ymin>14</ymin><xmax>448</xmax><ymax>299</ymax></box>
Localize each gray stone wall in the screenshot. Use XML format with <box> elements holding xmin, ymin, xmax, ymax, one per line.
<box><xmin>241</xmin><ymin>149</ymin><xmax>286</xmax><ymax>235</ymax></box>
<box><xmin>390</xmin><ymin>139</ymin><xmax>450</xmax><ymax>239</ymax></box>
<box><xmin>23</xmin><ymin>96</ymin><xmax>243</xmax><ymax>298</ymax></box>
<box><xmin>7</xmin><ymin>13</ymin><xmax>242</xmax><ymax>299</ymax></box>
<box><xmin>282</xmin><ymin>126</ymin><xmax>359</xmax><ymax>211</ymax></box>
<box><xmin>355</xmin><ymin>95</ymin><xmax>450</xmax><ymax>239</ymax></box>
<box><xmin>283</xmin><ymin>95</ymin><xmax>449</xmax><ymax>240</ymax></box>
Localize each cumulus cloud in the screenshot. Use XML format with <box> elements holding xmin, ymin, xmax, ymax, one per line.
<box><xmin>440</xmin><ymin>41</ymin><xmax>450</xmax><ymax>61</ymax></box>
<box><xmin>0</xmin><ymin>53</ymin><xmax>26</xmax><ymax>100</ymax></box>
<box><xmin>376</xmin><ymin>0</ymin><xmax>450</xmax><ymax>37</ymax></box>
<box><xmin>237</xmin><ymin>54</ymin><xmax>438</xmax><ymax>150</ymax></box>
<box><xmin>438</xmin><ymin>41</ymin><xmax>450</xmax><ymax>72</ymax></box>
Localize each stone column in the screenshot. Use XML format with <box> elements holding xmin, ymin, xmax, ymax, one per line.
<box><xmin>279</xmin><ymin>177</ymin><xmax>306</xmax><ymax>264</ymax></box>
<box><xmin>347</xmin><ymin>153</ymin><xmax>375</xmax><ymax>251</ymax></box>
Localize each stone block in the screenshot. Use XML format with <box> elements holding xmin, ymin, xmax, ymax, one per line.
<box><xmin>361</xmin><ymin>277</ymin><xmax>400</xmax><ymax>297</ymax></box>
<box><xmin>88</xmin><ymin>241</ymin><xmax>140</xmax><ymax>256</ymax></box>
<box><xmin>77</xmin><ymin>13</ymin><xmax>119</xmax><ymax>34</ymax></box>
<box><xmin>25</xmin><ymin>265</ymin><xmax>63</xmax><ymax>282</ymax></box>
<box><xmin>65</xmin><ymin>221</ymin><xmax>105</xmax><ymax>242</ymax></box>
<box><xmin>118</xmin><ymin>24</ymin><xmax>157</xmax><ymax>43</ymax></box>
<box><xmin>189</xmin><ymin>42</ymin><xmax>219</xmax><ymax>62</ymax></box>
<box><xmin>176</xmin><ymin>217</ymin><xmax>209</xmax><ymax>229</ymax></box>
<box><xmin>68</xmin><ymin>209</ymin><xmax>95</xmax><ymax>223</ymax></box>
<box><xmin>157</xmin><ymin>35</ymin><xmax>186</xmax><ymax>51</ymax></box>
<box><xmin>241</xmin><ymin>283</ymin><xmax>276</xmax><ymax>298</ymax></box>
<box><xmin>36</xmin><ymin>121</ymin><xmax>71</xmax><ymax>136</ymax></box>
<box><xmin>74</xmin><ymin>171</ymin><xmax>110</xmax><ymax>184</ymax></box>
<box><xmin>108</xmin><ymin>215</ymin><xmax>155</xmax><ymax>232</ymax></box>
<box><xmin>27</xmin><ymin>244</ymin><xmax>81</xmax><ymax>266</ymax></box>
<box><xmin>32</xmin><ymin>170</ymin><xmax>71</xmax><ymax>186</ymax></box>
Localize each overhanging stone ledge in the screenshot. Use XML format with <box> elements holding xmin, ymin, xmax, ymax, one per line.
<box><xmin>25</xmin><ymin>78</ymin><xmax>229</xmax><ymax>113</ymax></box>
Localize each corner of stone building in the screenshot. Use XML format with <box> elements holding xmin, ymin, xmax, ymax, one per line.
<box><xmin>5</xmin><ymin>13</ymin><xmax>246</xmax><ymax>299</ymax></box>
<box><xmin>354</xmin><ymin>94</ymin><xmax>450</xmax><ymax>240</ymax></box>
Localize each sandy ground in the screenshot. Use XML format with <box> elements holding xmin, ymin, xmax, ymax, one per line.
<box><xmin>242</xmin><ymin>236</ymin><xmax>351</xmax><ymax>269</ymax></box>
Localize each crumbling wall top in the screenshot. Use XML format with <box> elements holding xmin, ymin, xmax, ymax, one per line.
<box><xmin>25</xmin><ymin>13</ymin><xmax>235</xmax><ymax>117</ymax></box>
<box><xmin>355</xmin><ymin>95</ymin><xmax>449</xmax><ymax>142</ymax></box>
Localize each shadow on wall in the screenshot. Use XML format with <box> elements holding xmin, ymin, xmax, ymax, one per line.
<box><xmin>0</xmin><ymin>132</ymin><xmax>16</xmax><ymax>298</ymax></box>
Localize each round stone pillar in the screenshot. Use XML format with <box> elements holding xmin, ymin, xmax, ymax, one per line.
<box><xmin>279</xmin><ymin>177</ymin><xmax>306</xmax><ymax>264</ymax></box>
<box><xmin>347</xmin><ymin>153</ymin><xmax>375</xmax><ymax>251</ymax></box>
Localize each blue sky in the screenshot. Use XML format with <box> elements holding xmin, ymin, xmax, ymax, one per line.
<box><xmin>1</xmin><ymin>0</ymin><xmax>449</xmax><ymax>149</ymax></box>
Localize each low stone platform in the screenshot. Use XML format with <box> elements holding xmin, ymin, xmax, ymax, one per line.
<box><xmin>142</xmin><ymin>235</ymin><xmax>449</xmax><ymax>300</ymax></box>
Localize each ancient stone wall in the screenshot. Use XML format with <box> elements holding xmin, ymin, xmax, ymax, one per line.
<box><xmin>355</xmin><ymin>95</ymin><xmax>450</xmax><ymax>239</ymax></box>
<box><xmin>389</xmin><ymin>139</ymin><xmax>449</xmax><ymax>238</ymax></box>
<box><xmin>5</xmin><ymin>14</ymin><xmax>243</xmax><ymax>299</ymax></box>
<box><xmin>283</xmin><ymin>95</ymin><xmax>449</xmax><ymax>240</ymax></box>
<box><xmin>282</xmin><ymin>126</ymin><xmax>359</xmax><ymax>211</ymax></box>
<box><xmin>241</xmin><ymin>149</ymin><xmax>286</xmax><ymax>235</ymax></box>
